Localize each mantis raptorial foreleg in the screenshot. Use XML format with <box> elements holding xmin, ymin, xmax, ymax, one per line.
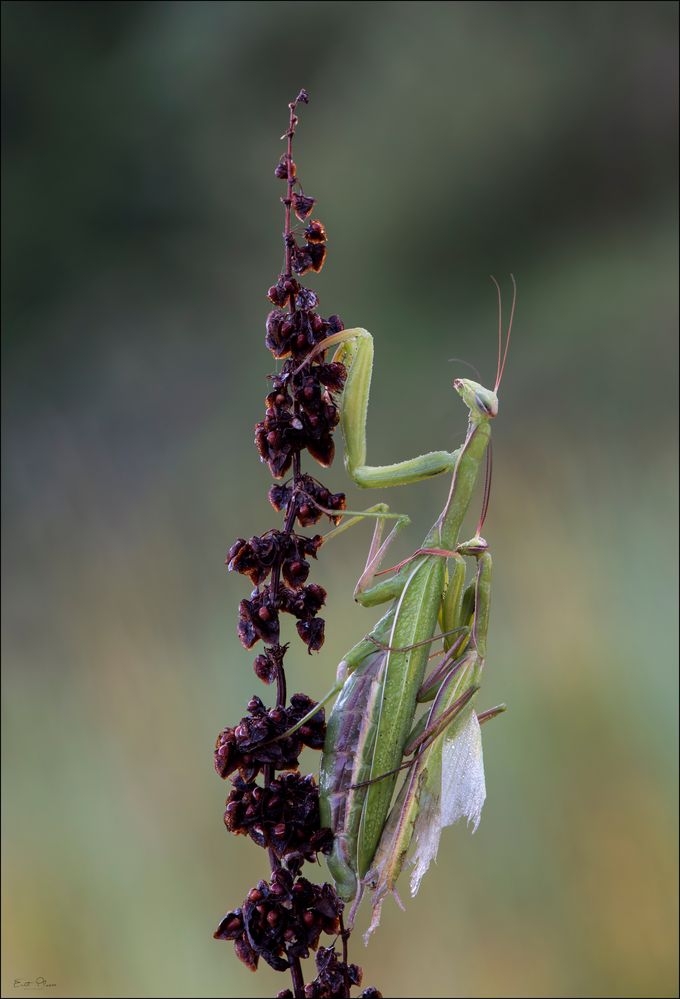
<box><xmin>296</xmin><ymin>327</ymin><xmax>461</xmax><ymax>488</ymax></box>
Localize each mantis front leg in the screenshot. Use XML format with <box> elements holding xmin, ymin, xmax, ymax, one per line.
<box><xmin>300</xmin><ymin>328</ymin><xmax>460</xmax><ymax>488</ymax></box>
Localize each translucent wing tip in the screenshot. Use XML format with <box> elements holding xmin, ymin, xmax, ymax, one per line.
<box><xmin>409</xmin><ymin>710</ymin><xmax>487</xmax><ymax>896</ymax></box>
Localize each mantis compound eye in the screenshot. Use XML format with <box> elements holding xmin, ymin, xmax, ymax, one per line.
<box><xmin>475</xmin><ymin>392</ymin><xmax>498</xmax><ymax>418</ymax></box>
<box><xmin>457</xmin><ymin>535</ymin><xmax>489</xmax><ymax>557</ymax></box>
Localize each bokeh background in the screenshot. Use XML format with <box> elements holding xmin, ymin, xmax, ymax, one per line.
<box><xmin>2</xmin><ymin>2</ymin><xmax>678</xmax><ymax>997</ymax></box>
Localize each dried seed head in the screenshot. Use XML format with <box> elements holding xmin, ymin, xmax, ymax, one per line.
<box><xmin>309</xmin><ymin>243</ymin><xmax>327</xmax><ymax>273</ymax></box>
<box><xmin>214</xmin><ymin>693</ymin><xmax>325</xmax><ymax>782</ymax></box>
<box><xmin>304</xmin><ymin>946</ymin><xmax>365</xmax><ymax>998</ymax></box>
<box><xmin>215</xmin><ymin>90</ymin><xmax>381</xmax><ymax>994</ymax></box>
<box><xmin>304</xmin><ymin>220</ymin><xmax>327</xmax><ymax>244</ymax></box>
<box><xmin>268</xmin><ymin>276</ymin><xmax>299</xmax><ymax>308</ymax></box>
<box><xmin>292</xmin><ymin>242</ymin><xmax>315</xmax><ymax>276</ymax></box>
<box><xmin>274</xmin><ymin>155</ymin><xmax>296</xmax><ymax>180</ymax></box>
<box><xmin>224</xmin><ymin>772</ymin><xmax>332</xmax><ymax>864</ymax></box>
<box><xmin>292</xmin><ymin>193</ymin><xmax>316</xmax><ymax>220</ymax></box>
<box><xmin>238</xmin><ymin>591</ymin><xmax>280</xmax><ymax>648</ymax></box>
<box><xmin>216</xmin><ymin>872</ymin><xmax>343</xmax><ymax>972</ymax></box>
<box><xmin>296</xmin><ymin>617</ymin><xmax>325</xmax><ymax>653</ymax></box>
<box><xmin>296</xmin><ymin>287</ymin><xmax>319</xmax><ymax>312</ymax></box>
<box><xmin>268</xmin><ymin>482</ymin><xmax>292</xmax><ymax>513</ymax></box>
<box><xmin>253</xmin><ymin>650</ymin><xmax>278</xmax><ymax>685</ymax></box>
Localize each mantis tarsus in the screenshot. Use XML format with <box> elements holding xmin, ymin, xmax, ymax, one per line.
<box><xmin>305</xmin><ymin>279</ymin><xmax>516</xmax><ymax>933</ymax></box>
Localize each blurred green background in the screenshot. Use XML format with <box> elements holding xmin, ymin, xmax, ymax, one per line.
<box><xmin>2</xmin><ymin>2</ymin><xmax>678</xmax><ymax>997</ymax></box>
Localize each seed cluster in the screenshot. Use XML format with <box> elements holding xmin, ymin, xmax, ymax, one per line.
<box><xmin>277</xmin><ymin>946</ymin><xmax>366</xmax><ymax>998</ymax></box>
<box><xmin>214</xmin><ymin>694</ymin><xmax>325</xmax><ymax>782</ymax></box>
<box><xmin>214</xmin><ymin>869</ymin><xmax>342</xmax><ymax>973</ymax></box>
<box><xmin>224</xmin><ymin>773</ymin><xmax>334</xmax><ymax>867</ymax></box>
<box><xmin>214</xmin><ymin>91</ymin><xmax>381</xmax><ymax>997</ymax></box>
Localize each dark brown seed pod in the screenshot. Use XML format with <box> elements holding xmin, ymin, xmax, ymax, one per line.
<box><xmin>304</xmin><ymin>946</ymin><xmax>364</xmax><ymax>998</ymax></box>
<box><xmin>214</xmin><ymin>693</ymin><xmax>325</xmax><ymax>782</ymax></box>
<box><xmin>223</xmin><ymin>772</ymin><xmax>333</xmax><ymax>864</ymax></box>
<box><xmin>252</xmin><ymin>643</ymin><xmax>287</xmax><ymax>684</ymax></box>
<box><xmin>275</xmin><ymin>155</ymin><xmax>296</xmax><ymax>180</ymax></box>
<box><xmin>238</xmin><ymin>590</ymin><xmax>281</xmax><ymax>648</ymax></box>
<box><xmin>232</xmin><ymin>871</ymin><xmax>343</xmax><ymax>972</ymax></box>
<box><xmin>292</xmin><ymin>242</ymin><xmax>315</xmax><ymax>276</ymax></box>
<box><xmin>292</xmin><ymin>193</ymin><xmax>316</xmax><ymax>220</ymax></box>
<box><xmin>296</xmin><ymin>287</ymin><xmax>319</xmax><ymax>311</ymax></box>
<box><xmin>309</xmin><ymin>243</ymin><xmax>327</xmax><ymax>273</ymax></box>
<box><xmin>304</xmin><ymin>220</ymin><xmax>327</xmax><ymax>244</ymax></box>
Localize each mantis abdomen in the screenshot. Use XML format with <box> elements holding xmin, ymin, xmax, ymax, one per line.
<box><xmin>319</xmin><ymin>649</ymin><xmax>386</xmax><ymax>900</ymax></box>
<box><xmin>358</xmin><ymin>557</ymin><xmax>446</xmax><ymax>877</ymax></box>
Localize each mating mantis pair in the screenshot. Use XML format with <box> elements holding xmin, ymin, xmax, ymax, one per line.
<box><xmin>289</xmin><ymin>279</ymin><xmax>514</xmax><ymax>932</ymax></box>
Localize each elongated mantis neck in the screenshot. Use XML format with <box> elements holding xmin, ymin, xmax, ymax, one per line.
<box><xmin>434</xmin><ymin>415</ymin><xmax>491</xmax><ymax>552</ymax></box>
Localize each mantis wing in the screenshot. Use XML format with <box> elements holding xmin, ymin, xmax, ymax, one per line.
<box><xmin>364</xmin><ymin>662</ymin><xmax>486</xmax><ymax>939</ymax></box>
<box><xmin>409</xmin><ymin>707</ymin><xmax>486</xmax><ymax>897</ymax></box>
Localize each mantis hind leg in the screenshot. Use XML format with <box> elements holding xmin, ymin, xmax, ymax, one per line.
<box><xmin>418</xmin><ymin>550</ymin><xmax>491</xmax><ymax>703</ymax></box>
<box><xmin>440</xmin><ymin>553</ymin><xmax>467</xmax><ymax>650</ymax></box>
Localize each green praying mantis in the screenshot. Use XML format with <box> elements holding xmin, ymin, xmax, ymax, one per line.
<box><xmin>288</xmin><ymin>278</ymin><xmax>515</xmax><ymax>933</ymax></box>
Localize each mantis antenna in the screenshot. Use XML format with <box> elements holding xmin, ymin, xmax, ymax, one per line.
<box><xmin>492</xmin><ymin>272</ymin><xmax>517</xmax><ymax>393</ymax></box>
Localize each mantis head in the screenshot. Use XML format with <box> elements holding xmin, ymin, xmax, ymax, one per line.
<box><xmin>453</xmin><ymin>274</ymin><xmax>515</xmax><ymax>422</ymax></box>
<box><xmin>454</xmin><ymin>378</ymin><xmax>498</xmax><ymax>420</ymax></box>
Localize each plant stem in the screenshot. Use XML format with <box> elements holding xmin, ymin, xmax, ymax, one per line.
<box><xmin>290</xmin><ymin>954</ymin><xmax>305</xmax><ymax>999</ymax></box>
<box><xmin>340</xmin><ymin>913</ymin><xmax>350</xmax><ymax>998</ymax></box>
<box><xmin>272</xmin><ymin>95</ymin><xmax>308</xmax><ymax>997</ymax></box>
<box><xmin>284</xmin><ymin>99</ymin><xmax>296</xmax><ymax>279</ymax></box>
